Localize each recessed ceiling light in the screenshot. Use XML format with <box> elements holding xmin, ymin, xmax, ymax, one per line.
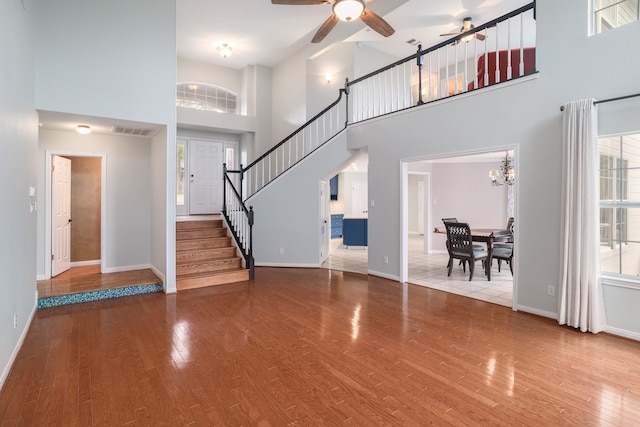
<box><xmin>76</xmin><ymin>125</ymin><xmax>91</xmax><ymax>134</ymax></box>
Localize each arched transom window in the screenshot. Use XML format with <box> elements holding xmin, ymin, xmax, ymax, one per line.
<box><xmin>176</xmin><ymin>82</ymin><xmax>238</xmax><ymax>113</ymax></box>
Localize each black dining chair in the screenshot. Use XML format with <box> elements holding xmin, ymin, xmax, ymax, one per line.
<box><xmin>445</xmin><ymin>222</ymin><xmax>488</xmax><ymax>281</ymax></box>
<box><xmin>442</xmin><ymin>218</ymin><xmax>483</xmax><ymax>270</ymax></box>
<box><xmin>493</xmin><ymin>217</ymin><xmax>514</xmax><ymax>274</ymax></box>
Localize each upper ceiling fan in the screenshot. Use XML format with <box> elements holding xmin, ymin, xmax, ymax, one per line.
<box><xmin>440</xmin><ymin>17</ymin><xmax>486</xmax><ymax>43</ymax></box>
<box><xmin>271</xmin><ymin>0</ymin><xmax>395</xmax><ymax>43</ymax></box>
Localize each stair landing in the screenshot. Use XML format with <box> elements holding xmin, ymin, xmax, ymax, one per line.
<box><xmin>176</xmin><ymin>217</ymin><xmax>250</xmax><ymax>291</ymax></box>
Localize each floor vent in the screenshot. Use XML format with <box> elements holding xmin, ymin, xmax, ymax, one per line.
<box><xmin>111</xmin><ymin>125</ymin><xmax>153</xmax><ymax>137</ymax></box>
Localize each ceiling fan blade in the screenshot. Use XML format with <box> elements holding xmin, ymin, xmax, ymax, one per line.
<box><xmin>271</xmin><ymin>0</ymin><xmax>326</xmax><ymax>4</ymax></box>
<box><xmin>360</xmin><ymin>9</ymin><xmax>395</xmax><ymax>37</ymax></box>
<box><xmin>475</xmin><ymin>33</ymin><xmax>486</xmax><ymax>41</ymax></box>
<box><xmin>312</xmin><ymin>13</ymin><xmax>339</xmax><ymax>43</ymax></box>
<box><xmin>440</xmin><ymin>32</ymin><xmax>463</xmax><ymax>36</ymax></box>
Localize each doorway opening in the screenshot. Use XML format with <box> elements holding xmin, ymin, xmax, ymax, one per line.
<box><xmin>45</xmin><ymin>151</ymin><xmax>106</xmax><ymax>279</ymax></box>
<box><xmin>320</xmin><ymin>152</ymin><xmax>369</xmax><ymax>275</ymax></box>
<box><xmin>401</xmin><ymin>149</ymin><xmax>517</xmax><ymax>308</ymax></box>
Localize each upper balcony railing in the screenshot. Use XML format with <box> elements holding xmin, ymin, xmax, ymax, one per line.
<box><xmin>348</xmin><ymin>2</ymin><xmax>536</xmax><ymax>123</ymax></box>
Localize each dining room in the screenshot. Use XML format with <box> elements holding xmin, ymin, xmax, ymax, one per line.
<box><xmin>403</xmin><ymin>149</ymin><xmax>516</xmax><ymax>307</ymax></box>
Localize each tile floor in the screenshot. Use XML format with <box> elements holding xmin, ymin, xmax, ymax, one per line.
<box><xmin>321</xmin><ymin>234</ymin><xmax>513</xmax><ymax>307</ymax></box>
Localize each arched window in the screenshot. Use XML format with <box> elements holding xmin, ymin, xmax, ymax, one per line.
<box><xmin>176</xmin><ymin>82</ymin><xmax>238</xmax><ymax>113</ymax></box>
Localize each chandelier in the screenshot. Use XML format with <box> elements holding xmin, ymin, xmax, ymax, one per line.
<box><xmin>489</xmin><ymin>154</ymin><xmax>515</xmax><ymax>186</ymax></box>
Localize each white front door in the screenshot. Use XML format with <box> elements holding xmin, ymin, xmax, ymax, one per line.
<box><xmin>52</xmin><ymin>155</ymin><xmax>72</xmax><ymax>277</ymax></box>
<box><xmin>189</xmin><ymin>139</ymin><xmax>223</xmax><ymax>214</ymax></box>
<box><xmin>352</xmin><ymin>181</ymin><xmax>368</xmax><ymax>217</ymax></box>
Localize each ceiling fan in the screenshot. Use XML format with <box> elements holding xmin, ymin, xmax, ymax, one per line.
<box><xmin>271</xmin><ymin>0</ymin><xmax>395</xmax><ymax>43</ymax></box>
<box><xmin>440</xmin><ymin>17</ymin><xmax>486</xmax><ymax>42</ymax></box>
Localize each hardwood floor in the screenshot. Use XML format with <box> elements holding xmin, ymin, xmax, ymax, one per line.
<box><xmin>4</xmin><ymin>267</ymin><xmax>640</xmax><ymax>425</ymax></box>
<box><xmin>37</xmin><ymin>265</ymin><xmax>162</xmax><ymax>298</ymax></box>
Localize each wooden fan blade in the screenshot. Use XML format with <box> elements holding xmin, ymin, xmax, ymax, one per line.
<box><xmin>440</xmin><ymin>32</ymin><xmax>462</xmax><ymax>36</ymax></box>
<box><xmin>271</xmin><ymin>0</ymin><xmax>326</xmax><ymax>4</ymax></box>
<box><xmin>312</xmin><ymin>13</ymin><xmax>339</xmax><ymax>43</ymax></box>
<box><xmin>360</xmin><ymin>9</ymin><xmax>395</xmax><ymax>37</ymax></box>
<box><xmin>475</xmin><ymin>33</ymin><xmax>486</xmax><ymax>41</ymax></box>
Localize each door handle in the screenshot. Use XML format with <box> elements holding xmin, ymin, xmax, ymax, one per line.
<box><xmin>68</xmin><ymin>219</ymin><xmax>73</xmax><ymax>223</ymax></box>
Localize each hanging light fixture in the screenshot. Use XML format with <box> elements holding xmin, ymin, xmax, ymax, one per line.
<box><xmin>333</xmin><ymin>0</ymin><xmax>365</xmax><ymax>22</ymax></box>
<box><xmin>216</xmin><ymin>43</ymin><xmax>232</xmax><ymax>58</ymax></box>
<box><xmin>489</xmin><ymin>154</ymin><xmax>515</xmax><ymax>186</ymax></box>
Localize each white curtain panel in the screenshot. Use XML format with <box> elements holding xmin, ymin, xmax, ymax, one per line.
<box><xmin>559</xmin><ymin>99</ymin><xmax>605</xmax><ymax>333</ymax></box>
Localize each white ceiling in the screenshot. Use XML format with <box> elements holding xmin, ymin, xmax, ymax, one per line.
<box><xmin>177</xmin><ymin>0</ymin><xmax>531</xmax><ymax>69</ymax></box>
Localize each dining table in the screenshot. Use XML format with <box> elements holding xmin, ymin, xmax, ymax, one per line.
<box><xmin>434</xmin><ymin>227</ymin><xmax>513</xmax><ymax>281</ymax></box>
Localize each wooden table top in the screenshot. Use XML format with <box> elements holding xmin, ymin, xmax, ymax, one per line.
<box><xmin>433</xmin><ymin>227</ymin><xmax>512</xmax><ymax>238</ymax></box>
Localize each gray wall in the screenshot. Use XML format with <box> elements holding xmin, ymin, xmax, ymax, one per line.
<box><xmin>0</xmin><ymin>0</ymin><xmax>38</xmax><ymax>389</ymax></box>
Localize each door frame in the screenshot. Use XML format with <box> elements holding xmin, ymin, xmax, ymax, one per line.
<box><xmin>44</xmin><ymin>150</ymin><xmax>107</xmax><ymax>279</ymax></box>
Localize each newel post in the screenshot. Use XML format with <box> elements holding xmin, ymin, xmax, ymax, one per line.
<box><xmin>344</xmin><ymin>77</ymin><xmax>350</xmax><ymax>127</ymax></box>
<box><xmin>239</xmin><ymin>163</ymin><xmax>244</xmax><ymax>201</ymax></box>
<box><xmin>222</xmin><ymin>163</ymin><xmax>227</xmax><ymax>214</ymax></box>
<box><xmin>417</xmin><ymin>44</ymin><xmax>424</xmax><ymax>105</ymax></box>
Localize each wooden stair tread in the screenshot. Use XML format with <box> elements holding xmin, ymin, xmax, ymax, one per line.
<box><xmin>176</xmin><ymin>269</ymin><xmax>250</xmax><ymax>290</ymax></box>
<box><xmin>176</xmin><ymin>219</ymin><xmax>222</xmax><ymax>230</ymax></box>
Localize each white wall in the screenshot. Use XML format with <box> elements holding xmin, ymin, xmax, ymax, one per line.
<box><xmin>307</xmin><ymin>42</ymin><xmax>355</xmax><ymax>120</ymax></box>
<box><xmin>0</xmin><ymin>0</ymin><xmax>38</xmax><ymax>390</ymax></box>
<box><xmin>431</xmin><ymin>162</ymin><xmax>509</xmax><ymax>251</ymax></box>
<box><xmin>178</xmin><ymin>57</ymin><xmax>243</xmax><ymax>96</ymax></box>
<box><xmin>37</xmin><ymin>130</ymin><xmax>153</xmax><ymax>274</ymax></box>
<box><xmin>151</xmin><ymin>127</ymin><xmax>171</xmax><ymax>289</ymax></box>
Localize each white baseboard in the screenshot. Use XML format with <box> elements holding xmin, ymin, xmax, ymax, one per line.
<box><xmin>0</xmin><ymin>298</ymin><xmax>37</xmax><ymax>392</ymax></box>
<box><xmin>368</xmin><ymin>270</ymin><xmax>401</xmax><ymax>282</ymax></box>
<box><xmin>149</xmin><ymin>266</ymin><xmax>165</xmax><ymax>284</ymax></box>
<box><xmin>605</xmin><ymin>325</ymin><xmax>640</xmax><ymax>342</ymax></box>
<box><xmin>255</xmin><ymin>262</ymin><xmax>321</xmax><ymax>268</ymax></box>
<box><xmin>516</xmin><ymin>305</ymin><xmax>558</xmax><ymax>320</ymax></box>
<box><xmin>70</xmin><ymin>260</ymin><xmax>101</xmax><ymax>267</ymax></box>
<box><xmin>103</xmin><ymin>264</ymin><xmax>151</xmax><ymax>273</ymax></box>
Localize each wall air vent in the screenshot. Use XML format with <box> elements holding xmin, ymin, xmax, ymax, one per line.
<box><xmin>406</xmin><ymin>38</ymin><xmax>421</xmax><ymax>46</ymax></box>
<box><xmin>111</xmin><ymin>126</ymin><xmax>153</xmax><ymax>137</ymax></box>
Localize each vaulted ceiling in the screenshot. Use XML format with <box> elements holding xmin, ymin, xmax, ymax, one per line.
<box><xmin>177</xmin><ymin>0</ymin><xmax>532</xmax><ymax>70</ymax></box>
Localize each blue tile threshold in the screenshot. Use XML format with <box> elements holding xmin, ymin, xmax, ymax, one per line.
<box><xmin>38</xmin><ymin>283</ymin><xmax>164</xmax><ymax>308</ymax></box>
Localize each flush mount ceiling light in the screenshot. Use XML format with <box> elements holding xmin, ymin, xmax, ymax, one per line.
<box><xmin>217</xmin><ymin>43</ymin><xmax>232</xmax><ymax>58</ymax></box>
<box><xmin>333</xmin><ymin>0</ymin><xmax>365</xmax><ymax>22</ymax></box>
<box><xmin>76</xmin><ymin>125</ymin><xmax>91</xmax><ymax>134</ymax></box>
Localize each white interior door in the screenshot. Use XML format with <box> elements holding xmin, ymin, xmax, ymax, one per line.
<box><xmin>320</xmin><ymin>180</ymin><xmax>329</xmax><ymax>263</ymax></box>
<box><xmin>189</xmin><ymin>139</ymin><xmax>223</xmax><ymax>214</ymax></box>
<box><xmin>352</xmin><ymin>181</ymin><xmax>368</xmax><ymax>217</ymax></box>
<box><xmin>52</xmin><ymin>155</ymin><xmax>71</xmax><ymax>277</ymax></box>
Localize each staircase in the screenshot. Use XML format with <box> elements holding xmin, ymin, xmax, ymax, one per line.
<box><xmin>176</xmin><ymin>218</ymin><xmax>250</xmax><ymax>290</ymax></box>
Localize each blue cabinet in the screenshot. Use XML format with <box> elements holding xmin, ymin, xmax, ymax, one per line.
<box><xmin>343</xmin><ymin>218</ymin><xmax>368</xmax><ymax>247</ymax></box>
<box><xmin>331</xmin><ymin>214</ymin><xmax>343</xmax><ymax>238</ymax></box>
<box><xmin>330</xmin><ymin>175</ymin><xmax>338</xmax><ymax>200</ymax></box>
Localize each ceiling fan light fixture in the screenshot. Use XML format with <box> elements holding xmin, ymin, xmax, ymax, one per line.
<box><xmin>333</xmin><ymin>0</ymin><xmax>365</xmax><ymax>22</ymax></box>
<box><xmin>217</xmin><ymin>43</ymin><xmax>232</xmax><ymax>58</ymax></box>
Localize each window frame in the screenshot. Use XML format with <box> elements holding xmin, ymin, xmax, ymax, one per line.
<box><xmin>592</xmin><ymin>0</ymin><xmax>639</xmax><ymax>35</ymax></box>
<box><xmin>176</xmin><ymin>82</ymin><xmax>239</xmax><ymax>114</ymax></box>
<box><xmin>599</xmin><ymin>133</ymin><xmax>640</xmax><ymax>280</ymax></box>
